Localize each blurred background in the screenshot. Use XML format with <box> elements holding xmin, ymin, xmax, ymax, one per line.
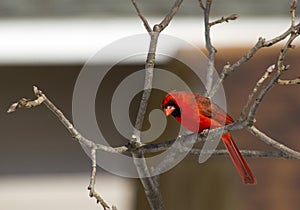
<box><xmin>1</xmin><ymin>0</ymin><xmax>300</xmax><ymax>210</ymax></box>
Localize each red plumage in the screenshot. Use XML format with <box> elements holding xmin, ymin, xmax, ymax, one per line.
<box><xmin>162</xmin><ymin>91</ymin><xmax>256</xmax><ymax>184</ymax></box>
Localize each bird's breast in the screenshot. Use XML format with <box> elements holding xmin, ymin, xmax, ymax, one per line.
<box><xmin>174</xmin><ymin>110</ymin><xmax>211</xmax><ymax>133</ymax></box>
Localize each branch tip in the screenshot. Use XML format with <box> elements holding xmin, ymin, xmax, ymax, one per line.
<box><xmin>291</xmin><ymin>0</ymin><xmax>297</xmax><ymax>10</ymax></box>
<box><xmin>267</xmin><ymin>64</ymin><xmax>276</xmax><ymax>73</ymax></box>
<box><xmin>7</xmin><ymin>102</ymin><xmax>19</xmax><ymax>113</ymax></box>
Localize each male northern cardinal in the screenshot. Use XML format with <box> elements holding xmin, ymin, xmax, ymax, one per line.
<box><xmin>161</xmin><ymin>91</ymin><xmax>256</xmax><ymax>184</ymax></box>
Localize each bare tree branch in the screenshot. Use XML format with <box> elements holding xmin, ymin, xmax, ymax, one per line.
<box><xmin>240</xmin><ymin>64</ymin><xmax>275</xmax><ymax>120</ymax></box>
<box><xmin>277</xmin><ymin>77</ymin><xmax>300</xmax><ymax>85</ymax></box>
<box><xmin>209</xmin><ymin>14</ymin><xmax>238</xmax><ymax>27</ymax></box>
<box><xmin>209</xmin><ymin>22</ymin><xmax>300</xmax><ymax>97</ymax></box>
<box><xmin>131</xmin><ymin>0</ymin><xmax>152</xmax><ymax>33</ymax></box>
<box><xmin>130</xmin><ymin>1</ymin><xmax>183</xmax><ymax>210</ymax></box>
<box><xmin>88</xmin><ymin>147</ymin><xmax>111</xmax><ymax>210</ymax></box>
<box><xmin>8</xmin><ymin>88</ymin><xmax>300</xmax><ymax>162</ymax></box>
<box><xmin>198</xmin><ymin>0</ymin><xmax>205</xmax><ymax>10</ymax></box>
<box><xmin>7</xmin><ymin>86</ymin><xmax>45</xmax><ymax>113</ymax></box>
<box><xmin>9</xmin><ymin>86</ymin><xmax>300</xmax><ymax>159</ymax></box>
<box><xmin>190</xmin><ymin>149</ymin><xmax>296</xmax><ymax>159</ymax></box>
<box><xmin>200</xmin><ymin>0</ymin><xmax>216</xmax><ymax>95</ymax></box>
<box><xmin>247</xmin><ymin>126</ymin><xmax>300</xmax><ymax>159</ymax></box>
<box><xmin>10</xmin><ymin>86</ymin><xmax>300</xmax><ymax>162</ymax></box>
<box><xmin>156</xmin><ymin>0</ymin><xmax>183</xmax><ymax>32</ymax></box>
<box><xmin>7</xmin><ymin>87</ymin><xmax>117</xmax><ymax>210</ymax></box>
<box><xmin>198</xmin><ymin>1</ymin><xmax>239</xmax><ymax>96</ymax></box>
<box><xmin>290</xmin><ymin>0</ymin><xmax>297</xmax><ymax>29</ymax></box>
<box><xmin>247</xmin><ymin>31</ymin><xmax>299</xmax><ymax>123</ymax></box>
<box><xmin>130</xmin><ymin>24</ymin><xmax>163</xmax><ymax>210</ymax></box>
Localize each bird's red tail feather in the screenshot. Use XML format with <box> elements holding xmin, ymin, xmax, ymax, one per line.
<box><xmin>222</xmin><ymin>133</ymin><xmax>256</xmax><ymax>184</ymax></box>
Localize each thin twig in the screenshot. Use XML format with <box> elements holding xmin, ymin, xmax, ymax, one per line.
<box><xmin>88</xmin><ymin>147</ymin><xmax>110</xmax><ymax>210</ymax></box>
<box><xmin>7</xmin><ymin>86</ymin><xmax>45</xmax><ymax>113</ymax></box>
<box><xmin>199</xmin><ymin>1</ymin><xmax>205</xmax><ymax>10</ymax></box>
<box><xmin>190</xmin><ymin>149</ymin><xmax>296</xmax><ymax>159</ymax></box>
<box><xmin>240</xmin><ymin>64</ymin><xmax>275</xmax><ymax>120</ymax></box>
<box><xmin>199</xmin><ymin>1</ymin><xmax>238</xmax><ymax>97</ymax></box>
<box><xmin>247</xmin><ymin>126</ymin><xmax>300</xmax><ymax>159</ymax></box>
<box><xmin>277</xmin><ymin>33</ymin><xmax>299</xmax><ymax>72</ymax></box>
<box><xmin>209</xmin><ymin>14</ymin><xmax>238</xmax><ymax>27</ymax></box>
<box><xmin>247</xmin><ymin>70</ymin><xmax>280</xmax><ymax>124</ymax></box>
<box><xmin>209</xmin><ymin>22</ymin><xmax>300</xmax><ymax>97</ymax></box>
<box><xmin>202</xmin><ymin>0</ymin><xmax>216</xmax><ymax>96</ymax></box>
<box><xmin>247</xmin><ymin>31</ymin><xmax>299</xmax><ymax>123</ymax></box>
<box><xmin>88</xmin><ymin>148</ymin><xmax>97</xmax><ymax>192</ymax></box>
<box><xmin>131</xmin><ymin>0</ymin><xmax>184</xmax><ymax>143</ymax></box>
<box><xmin>8</xmin><ymin>86</ymin><xmax>113</xmax><ymax>210</ymax></box>
<box><xmin>139</xmin><ymin>120</ymin><xmax>246</xmax><ymax>152</ymax></box>
<box><xmin>131</xmin><ymin>0</ymin><xmax>152</xmax><ymax>33</ymax></box>
<box><xmin>277</xmin><ymin>77</ymin><xmax>300</xmax><ymax>85</ymax></box>
<box><xmin>156</xmin><ymin>0</ymin><xmax>183</xmax><ymax>32</ymax></box>
<box><xmin>290</xmin><ymin>0</ymin><xmax>297</xmax><ymax>29</ymax></box>
<box><xmin>131</xmin><ymin>0</ymin><xmax>183</xmax><ymax>33</ymax></box>
<box><xmin>131</xmin><ymin>32</ymin><xmax>159</xmax><ymax>145</ymax></box>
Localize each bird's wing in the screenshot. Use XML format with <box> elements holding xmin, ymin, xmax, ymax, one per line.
<box><xmin>195</xmin><ymin>94</ymin><xmax>234</xmax><ymax>126</ymax></box>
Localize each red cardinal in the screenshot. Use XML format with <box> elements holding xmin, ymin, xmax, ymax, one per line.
<box><xmin>162</xmin><ymin>91</ymin><xmax>256</xmax><ymax>184</ymax></box>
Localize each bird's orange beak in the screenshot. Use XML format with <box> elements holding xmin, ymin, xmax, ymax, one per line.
<box><xmin>163</xmin><ymin>106</ymin><xmax>175</xmax><ymax>116</ymax></box>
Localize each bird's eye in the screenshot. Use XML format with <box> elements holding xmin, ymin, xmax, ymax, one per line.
<box><xmin>168</xmin><ymin>99</ymin><xmax>175</xmax><ymax>106</ymax></box>
<box><xmin>162</xmin><ymin>97</ymin><xmax>176</xmax><ymax>110</ymax></box>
